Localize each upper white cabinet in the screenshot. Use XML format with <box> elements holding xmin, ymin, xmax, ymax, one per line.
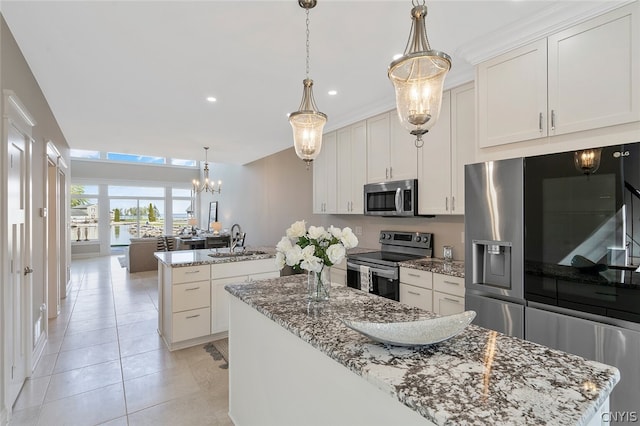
<box><xmin>313</xmin><ymin>131</ymin><xmax>337</xmax><ymax>214</ymax></box>
<box><xmin>337</xmin><ymin>121</ymin><xmax>367</xmax><ymax>214</ymax></box>
<box><xmin>418</xmin><ymin>82</ymin><xmax>475</xmax><ymax>215</ymax></box>
<box><xmin>366</xmin><ymin>111</ymin><xmax>417</xmax><ymax>183</ymax></box>
<box><xmin>478</xmin><ymin>2</ymin><xmax>639</xmax><ymax>148</ymax></box>
<box><xmin>477</xmin><ymin>40</ymin><xmax>547</xmax><ymax>147</ymax></box>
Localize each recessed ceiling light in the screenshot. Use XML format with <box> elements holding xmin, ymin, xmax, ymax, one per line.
<box><xmin>206</xmin><ymin>96</ymin><xmax>217</xmax><ymax>102</ymax></box>
<box><xmin>328</xmin><ymin>90</ymin><xmax>337</xmax><ymax>96</ymax></box>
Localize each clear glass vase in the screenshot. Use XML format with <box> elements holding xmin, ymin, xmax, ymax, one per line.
<box><xmin>307</xmin><ymin>266</ymin><xmax>330</xmax><ymax>302</ymax></box>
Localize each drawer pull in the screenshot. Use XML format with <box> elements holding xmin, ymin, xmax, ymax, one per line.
<box><xmin>407</xmin><ymin>290</ymin><xmax>421</xmax><ymax>296</ymax></box>
<box><xmin>185</xmin><ymin>286</ymin><xmax>200</xmax><ymax>291</ymax></box>
<box><xmin>444</xmin><ymin>280</ymin><xmax>460</xmax><ymax>286</ymax></box>
<box><xmin>444</xmin><ymin>297</ymin><xmax>460</xmax><ymax>303</ymax></box>
<box><xmin>407</xmin><ymin>273</ymin><xmax>421</xmax><ymax>278</ymax></box>
<box><xmin>185</xmin><ymin>270</ymin><xmax>201</xmax><ymax>274</ymax></box>
<box><xmin>186</xmin><ymin>314</ymin><xmax>201</xmax><ymax>319</ymax></box>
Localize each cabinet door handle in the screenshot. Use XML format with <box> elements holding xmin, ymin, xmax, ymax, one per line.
<box><xmin>408</xmin><ymin>290</ymin><xmax>421</xmax><ymax>296</ymax></box>
<box><xmin>444</xmin><ymin>280</ymin><xmax>460</xmax><ymax>286</ymax></box>
<box><xmin>407</xmin><ymin>273</ymin><xmax>421</xmax><ymax>278</ymax></box>
<box><xmin>185</xmin><ymin>270</ymin><xmax>200</xmax><ymax>274</ymax></box>
<box><xmin>551</xmin><ymin>109</ymin><xmax>556</xmax><ymax>130</ymax></box>
<box><xmin>389</xmin><ymin>167</ymin><xmax>393</xmax><ymax>179</ymax></box>
<box><xmin>185</xmin><ymin>286</ymin><xmax>200</xmax><ymax>291</ymax></box>
<box><xmin>445</xmin><ymin>197</ymin><xmax>449</xmax><ymax>211</ymax></box>
<box><xmin>385</xmin><ymin>168</ymin><xmax>389</xmax><ymax>179</ymax></box>
<box><xmin>451</xmin><ymin>196</ymin><xmax>455</xmax><ymax>212</ymax></box>
<box><xmin>186</xmin><ymin>314</ymin><xmax>201</xmax><ymax>319</ymax></box>
<box><xmin>444</xmin><ymin>297</ymin><xmax>460</xmax><ymax>303</ymax></box>
<box><xmin>539</xmin><ymin>112</ymin><xmax>543</xmax><ymax>132</ymax></box>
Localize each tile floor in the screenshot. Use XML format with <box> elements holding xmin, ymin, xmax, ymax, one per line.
<box><xmin>9</xmin><ymin>255</ymin><xmax>232</xmax><ymax>426</ymax></box>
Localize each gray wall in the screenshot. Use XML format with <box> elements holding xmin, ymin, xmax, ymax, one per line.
<box><xmin>1</xmin><ymin>14</ymin><xmax>70</xmax><ymax>419</ymax></box>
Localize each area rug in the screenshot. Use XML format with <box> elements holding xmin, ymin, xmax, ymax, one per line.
<box><xmin>117</xmin><ymin>256</ymin><xmax>127</xmax><ymax>268</ymax></box>
<box><xmin>204</xmin><ymin>338</ymin><xmax>229</xmax><ymax>369</ymax></box>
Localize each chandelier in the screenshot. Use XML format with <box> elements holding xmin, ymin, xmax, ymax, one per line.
<box><xmin>192</xmin><ymin>147</ymin><xmax>222</xmax><ymax>194</ymax></box>
<box><xmin>388</xmin><ymin>0</ymin><xmax>451</xmax><ymax>148</ymax></box>
<box><xmin>289</xmin><ymin>0</ymin><xmax>327</xmax><ymax>169</ymax></box>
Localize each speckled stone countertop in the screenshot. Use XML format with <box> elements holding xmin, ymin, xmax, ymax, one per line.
<box><xmin>154</xmin><ymin>246</ymin><xmax>275</xmax><ymax>267</ymax></box>
<box><xmin>400</xmin><ymin>257</ymin><xmax>465</xmax><ymax>278</ymax></box>
<box><xmin>226</xmin><ymin>275</ymin><xmax>619</xmax><ymax>426</ymax></box>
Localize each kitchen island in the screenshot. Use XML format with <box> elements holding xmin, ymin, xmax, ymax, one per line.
<box><xmin>155</xmin><ymin>247</ymin><xmax>278</xmax><ymax>350</ymax></box>
<box><xmin>226</xmin><ymin>275</ymin><xmax>619</xmax><ymax>426</ymax></box>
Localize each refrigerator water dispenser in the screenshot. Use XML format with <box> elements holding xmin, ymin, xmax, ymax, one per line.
<box><xmin>472</xmin><ymin>240</ymin><xmax>512</xmax><ymax>289</ymax></box>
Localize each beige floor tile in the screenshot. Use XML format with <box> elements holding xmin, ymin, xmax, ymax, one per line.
<box><xmin>113</xmin><ymin>300</ymin><xmax>156</xmax><ymax>315</ymax></box>
<box><xmin>36</xmin><ymin>383</ymin><xmax>126</xmax><ymax>426</ymax></box>
<box><xmin>12</xmin><ymin>376</ymin><xmax>51</xmax><ymax>411</ymax></box>
<box><xmin>189</xmin><ymin>357</ymin><xmax>229</xmax><ymax>398</ymax></box>
<box><xmin>60</xmin><ymin>327</ymin><xmax>118</xmax><ymax>352</ymax></box>
<box><xmin>41</xmin><ymin>338</ymin><xmax>63</xmax><ymax>356</ymax></box>
<box><xmin>115</xmin><ymin>309</ymin><xmax>158</xmax><ymax>326</ymax></box>
<box><xmin>31</xmin><ymin>353</ymin><xmax>58</xmax><ymax>378</ymax></box>
<box><xmin>173</xmin><ymin>344</ymin><xmax>213</xmax><ymax>366</ymax></box>
<box><xmin>97</xmin><ymin>416</ymin><xmax>129</xmax><ymax>426</ymax></box>
<box><xmin>117</xmin><ymin>319</ymin><xmax>157</xmax><ymax>341</ymax></box>
<box><xmin>7</xmin><ymin>405</ymin><xmax>41</xmax><ymax>426</ymax></box>
<box><xmin>53</xmin><ymin>341</ymin><xmax>120</xmax><ymax>373</ymax></box>
<box><xmin>64</xmin><ymin>316</ymin><xmax>117</xmax><ymax>335</ymax></box>
<box><xmin>123</xmin><ymin>367</ymin><xmax>200</xmax><ymax>413</ymax></box>
<box><xmin>127</xmin><ymin>391</ymin><xmax>222</xmax><ymax>425</ymax></box>
<box><xmin>120</xmin><ymin>348</ymin><xmax>187</xmax><ymax>382</ymax></box>
<box><xmin>118</xmin><ymin>333</ymin><xmax>163</xmax><ymax>358</ymax></box>
<box><xmin>45</xmin><ymin>360</ymin><xmax>122</xmax><ymax>402</ymax></box>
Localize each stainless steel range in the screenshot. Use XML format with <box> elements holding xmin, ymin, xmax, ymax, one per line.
<box><xmin>347</xmin><ymin>231</ymin><xmax>433</xmax><ymax>301</ymax></box>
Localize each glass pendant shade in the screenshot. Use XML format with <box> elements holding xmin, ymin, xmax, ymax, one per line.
<box><xmin>290</xmin><ymin>78</ymin><xmax>327</xmax><ymax>167</ymax></box>
<box><xmin>389</xmin><ymin>3</ymin><xmax>451</xmax><ymax>138</ymax></box>
<box><xmin>574</xmin><ymin>148</ymin><xmax>602</xmax><ymax>175</ymax></box>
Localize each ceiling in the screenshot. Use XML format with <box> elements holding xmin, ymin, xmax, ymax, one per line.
<box><xmin>0</xmin><ymin>1</ymin><xmax>619</xmax><ymax>165</ymax></box>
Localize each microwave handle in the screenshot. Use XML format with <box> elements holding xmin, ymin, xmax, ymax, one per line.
<box><xmin>395</xmin><ymin>188</ymin><xmax>402</xmax><ymax>214</ymax></box>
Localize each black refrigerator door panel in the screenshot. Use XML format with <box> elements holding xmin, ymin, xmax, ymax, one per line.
<box><xmin>465</xmin><ymin>293</ymin><xmax>524</xmax><ymax>338</ymax></box>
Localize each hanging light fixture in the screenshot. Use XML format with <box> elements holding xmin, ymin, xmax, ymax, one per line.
<box><xmin>574</xmin><ymin>148</ymin><xmax>603</xmax><ymax>175</ymax></box>
<box><xmin>289</xmin><ymin>0</ymin><xmax>327</xmax><ymax>169</ymax></box>
<box><xmin>388</xmin><ymin>0</ymin><xmax>451</xmax><ymax>148</ymax></box>
<box><xmin>192</xmin><ymin>147</ymin><xmax>222</xmax><ymax>194</ymax></box>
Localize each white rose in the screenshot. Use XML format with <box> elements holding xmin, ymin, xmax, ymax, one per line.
<box><xmin>276</xmin><ymin>236</ymin><xmax>293</xmax><ymax>253</ymax></box>
<box><xmin>340</xmin><ymin>227</ymin><xmax>359</xmax><ymax>249</ymax></box>
<box><xmin>275</xmin><ymin>251</ymin><xmax>286</xmax><ymax>270</ymax></box>
<box><xmin>326</xmin><ymin>244</ymin><xmax>346</xmax><ymax>265</ymax></box>
<box><xmin>286</xmin><ymin>220</ymin><xmax>306</xmax><ymax>239</ymax></box>
<box><xmin>285</xmin><ymin>245</ymin><xmax>303</xmax><ymax>267</ymax></box>
<box><xmin>328</xmin><ymin>225</ymin><xmax>342</xmax><ymax>239</ymax></box>
<box><xmin>301</xmin><ymin>256</ymin><xmax>323</xmax><ymax>273</ymax></box>
<box><xmin>308</xmin><ymin>225</ymin><xmax>328</xmax><ymax>241</ymax></box>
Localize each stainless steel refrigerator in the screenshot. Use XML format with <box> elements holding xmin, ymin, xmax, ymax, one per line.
<box><xmin>464</xmin><ymin>158</ymin><xmax>525</xmax><ymax>338</ymax></box>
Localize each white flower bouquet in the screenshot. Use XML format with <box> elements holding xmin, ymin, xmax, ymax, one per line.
<box><xmin>275</xmin><ymin>220</ymin><xmax>358</xmax><ymax>301</ymax></box>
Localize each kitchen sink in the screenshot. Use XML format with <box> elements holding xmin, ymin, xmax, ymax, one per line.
<box><xmin>208</xmin><ymin>250</ymin><xmax>267</xmax><ymax>258</ymax></box>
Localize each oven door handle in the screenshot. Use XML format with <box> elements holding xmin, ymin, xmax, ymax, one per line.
<box><xmin>347</xmin><ymin>261</ymin><xmax>397</xmax><ymax>280</ymax></box>
<box><xmin>394</xmin><ymin>188</ymin><xmax>402</xmax><ymax>214</ymax></box>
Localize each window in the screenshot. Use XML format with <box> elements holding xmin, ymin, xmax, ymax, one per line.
<box><xmin>106</xmin><ymin>152</ymin><xmax>165</xmax><ymax>164</ymax></box>
<box><xmin>70</xmin><ymin>185</ymin><xmax>99</xmax><ymax>242</ymax></box>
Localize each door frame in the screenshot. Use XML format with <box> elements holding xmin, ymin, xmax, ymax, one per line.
<box><xmin>2</xmin><ymin>90</ymin><xmax>35</xmax><ymax>419</ymax></box>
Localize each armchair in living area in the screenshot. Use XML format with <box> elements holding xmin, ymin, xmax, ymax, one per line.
<box><xmin>127</xmin><ymin>236</ymin><xmax>175</xmax><ymax>273</ymax></box>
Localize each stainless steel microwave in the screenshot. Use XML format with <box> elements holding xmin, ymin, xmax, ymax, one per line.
<box><xmin>364</xmin><ymin>179</ymin><xmax>418</xmax><ymax>216</ymax></box>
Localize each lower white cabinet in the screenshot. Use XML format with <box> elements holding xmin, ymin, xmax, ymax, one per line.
<box><xmin>433</xmin><ymin>273</ymin><xmax>465</xmax><ymax>316</ymax></box>
<box><xmin>211</xmin><ymin>258</ymin><xmax>279</xmax><ymax>334</ymax></box>
<box><xmin>399</xmin><ymin>268</ymin><xmax>465</xmax><ymax>316</ymax></box>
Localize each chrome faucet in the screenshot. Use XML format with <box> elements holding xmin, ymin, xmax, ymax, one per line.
<box><xmin>230</xmin><ymin>223</ymin><xmax>243</xmax><ymax>252</ymax></box>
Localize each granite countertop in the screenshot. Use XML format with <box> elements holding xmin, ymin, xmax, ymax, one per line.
<box><xmin>154</xmin><ymin>246</ymin><xmax>276</xmax><ymax>267</ymax></box>
<box><xmin>400</xmin><ymin>257</ymin><xmax>465</xmax><ymax>278</ymax></box>
<box><xmin>226</xmin><ymin>275</ymin><xmax>619</xmax><ymax>426</ymax></box>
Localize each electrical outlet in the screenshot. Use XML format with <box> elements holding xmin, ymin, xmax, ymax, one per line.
<box><xmin>355</xmin><ymin>226</ymin><xmax>363</xmax><ymax>236</ymax></box>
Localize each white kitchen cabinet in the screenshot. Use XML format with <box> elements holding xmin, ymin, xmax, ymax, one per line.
<box><xmin>211</xmin><ymin>258</ymin><xmax>280</xmax><ymax>334</ymax></box>
<box><xmin>399</xmin><ymin>267</ymin><xmax>433</xmax><ymax>311</ymax></box>
<box><xmin>418</xmin><ymin>91</ymin><xmax>451</xmax><ymax>215</ymax></box>
<box><xmin>160</xmin><ymin>264</ymin><xmax>211</xmax><ymax>349</ymax></box>
<box><xmin>367</xmin><ymin>111</ymin><xmax>417</xmax><ymax>183</ymax></box>
<box><xmin>432</xmin><ymin>273</ymin><xmax>465</xmax><ymax>316</ymax></box>
<box><xmin>478</xmin><ymin>2</ymin><xmax>639</xmax><ymax>149</ymax></box>
<box><xmin>337</xmin><ymin>121</ymin><xmax>366</xmax><ymax>214</ymax></box>
<box><xmin>313</xmin><ymin>131</ymin><xmax>337</xmax><ymax>214</ymax></box>
<box><xmin>450</xmin><ymin>83</ymin><xmax>475</xmax><ymax>214</ymax></box>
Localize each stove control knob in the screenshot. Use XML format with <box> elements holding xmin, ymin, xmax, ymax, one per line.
<box><xmin>385</xmin><ymin>233</ymin><xmax>392</xmax><ymax>240</ymax></box>
<box><xmin>415</xmin><ymin>236</ymin><xmax>422</xmax><ymax>242</ymax></box>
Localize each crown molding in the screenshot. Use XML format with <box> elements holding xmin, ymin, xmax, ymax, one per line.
<box><xmin>458</xmin><ymin>0</ymin><xmax>634</xmax><ymax>66</ymax></box>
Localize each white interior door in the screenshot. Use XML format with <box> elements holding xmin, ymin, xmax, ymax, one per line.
<box><xmin>7</xmin><ymin>123</ymin><xmax>30</xmax><ymax>405</ymax></box>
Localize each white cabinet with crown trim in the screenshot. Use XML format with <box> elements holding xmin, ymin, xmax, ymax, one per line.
<box><xmin>478</xmin><ymin>2</ymin><xmax>639</xmax><ymax>149</ymax></box>
<box><xmin>313</xmin><ymin>131</ymin><xmax>337</xmax><ymax>214</ymax></box>
<box><xmin>366</xmin><ymin>111</ymin><xmax>417</xmax><ymax>184</ymax></box>
<box><xmin>337</xmin><ymin>121</ymin><xmax>367</xmax><ymax>214</ymax></box>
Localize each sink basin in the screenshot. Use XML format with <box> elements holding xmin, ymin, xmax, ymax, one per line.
<box><xmin>208</xmin><ymin>250</ymin><xmax>267</xmax><ymax>258</ymax></box>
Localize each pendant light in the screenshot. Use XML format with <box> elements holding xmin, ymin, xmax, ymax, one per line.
<box><xmin>574</xmin><ymin>148</ymin><xmax>603</xmax><ymax>175</ymax></box>
<box><xmin>289</xmin><ymin>0</ymin><xmax>327</xmax><ymax>169</ymax></box>
<box><xmin>388</xmin><ymin>0</ymin><xmax>451</xmax><ymax>148</ymax></box>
